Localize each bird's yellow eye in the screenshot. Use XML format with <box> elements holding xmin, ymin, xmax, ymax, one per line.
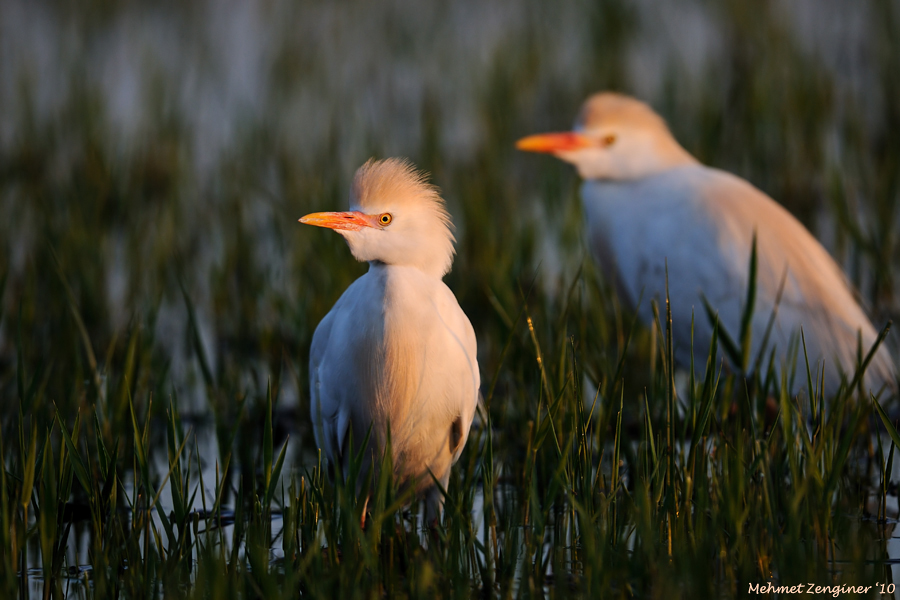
<box><xmin>379</xmin><ymin>213</ymin><xmax>393</xmax><ymax>226</ymax></box>
<box><xmin>603</xmin><ymin>134</ymin><xmax>617</xmax><ymax>147</ymax></box>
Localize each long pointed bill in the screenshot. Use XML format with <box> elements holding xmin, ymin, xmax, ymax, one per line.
<box><xmin>516</xmin><ymin>131</ymin><xmax>593</xmax><ymax>153</ymax></box>
<box><xmin>298</xmin><ymin>211</ymin><xmax>376</xmax><ymax>231</ymax></box>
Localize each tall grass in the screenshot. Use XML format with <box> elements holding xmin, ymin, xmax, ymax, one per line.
<box><xmin>2</xmin><ymin>0</ymin><xmax>900</xmax><ymax>597</ymax></box>
<box><xmin>2</xmin><ymin>262</ymin><xmax>898</xmax><ymax>598</ymax></box>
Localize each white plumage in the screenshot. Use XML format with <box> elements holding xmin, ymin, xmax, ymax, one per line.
<box><xmin>518</xmin><ymin>92</ymin><xmax>896</xmax><ymax>398</ymax></box>
<box><xmin>301</xmin><ymin>158</ymin><xmax>479</xmax><ymax>522</ymax></box>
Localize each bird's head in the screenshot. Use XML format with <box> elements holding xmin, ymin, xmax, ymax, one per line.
<box><xmin>299</xmin><ymin>158</ymin><xmax>456</xmax><ymax>278</ymax></box>
<box><xmin>516</xmin><ymin>92</ymin><xmax>697</xmax><ymax>180</ymax></box>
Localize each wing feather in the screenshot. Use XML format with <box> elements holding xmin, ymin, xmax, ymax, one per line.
<box><xmin>582</xmin><ymin>165</ymin><xmax>897</xmax><ymax>396</ymax></box>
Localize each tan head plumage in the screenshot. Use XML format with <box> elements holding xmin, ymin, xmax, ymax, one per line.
<box><xmin>352</xmin><ymin>159</ymin><xmax>446</xmax><ymax>218</ymax></box>
<box><xmin>576</xmin><ymin>92</ymin><xmax>672</xmax><ymax>135</ymax></box>
<box><xmin>346</xmin><ymin>158</ymin><xmax>456</xmax><ymax>277</ymax></box>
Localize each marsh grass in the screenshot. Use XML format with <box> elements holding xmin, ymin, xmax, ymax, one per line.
<box><xmin>2</xmin><ymin>0</ymin><xmax>900</xmax><ymax>598</ymax></box>
<box><xmin>3</xmin><ymin>252</ymin><xmax>899</xmax><ymax>598</ymax></box>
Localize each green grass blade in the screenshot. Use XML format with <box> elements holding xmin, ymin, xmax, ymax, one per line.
<box><xmin>751</xmin><ymin>267</ymin><xmax>788</xmax><ymax>375</ymax></box>
<box><xmin>179</xmin><ymin>279</ymin><xmax>215</xmax><ymax>389</ymax></box>
<box><xmin>49</xmin><ymin>246</ymin><xmax>102</xmax><ymax>394</ymax></box>
<box><xmin>800</xmin><ymin>328</ymin><xmax>817</xmax><ymax>421</ymax></box>
<box><xmin>264</xmin><ymin>381</ymin><xmax>274</xmax><ymax>489</ymax></box>
<box><xmin>845</xmin><ymin>321</ymin><xmax>892</xmax><ymax>395</ymax></box>
<box><xmin>263</xmin><ymin>437</ymin><xmax>289</xmax><ymax>508</ymax></box>
<box><xmin>874</xmin><ymin>397</ymin><xmax>900</xmax><ymax>450</ymax></box>
<box><xmin>19</xmin><ymin>422</ymin><xmax>37</xmax><ymax>509</ymax></box>
<box><xmin>738</xmin><ymin>233</ymin><xmax>758</xmax><ymax>371</ymax></box>
<box><xmin>54</xmin><ymin>410</ymin><xmax>92</xmax><ymax>500</ymax></box>
<box><xmin>16</xmin><ymin>305</ymin><xmax>24</xmax><ymax>410</ymax></box>
<box><xmin>701</xmin><ymin>295</ymin><xmax>741</xmax><ymax>370</ymax></box>
<box><xmin>824</xmin><ymin>403</ymin><xmax>866</xmax><ymax>498</ymax></box>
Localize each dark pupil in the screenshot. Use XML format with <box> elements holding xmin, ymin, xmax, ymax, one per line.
<box><xmin>382</xmin><ymin>215</ymin><xmax>388</xmax><ymax>223</ymax></box>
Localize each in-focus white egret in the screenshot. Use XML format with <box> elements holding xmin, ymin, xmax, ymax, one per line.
<box><xmin>300</xmin><ymin>158</ymin><xmax>480</xmax><ymax>524</ymax></box>
<box><xmin>517</xmin><ymin>92</ymin><xmax>896</xmax><ymax>398</ymax></box>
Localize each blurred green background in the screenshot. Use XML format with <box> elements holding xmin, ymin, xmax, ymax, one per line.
<box><xmin>1</xmin><ymin>0</ymin><xmax>897</xmax><ymax>434</ymax></box>
<box><xmin>1</xmin><ymin>0</ymin><xmax>900</xmax><ymax>595</ymax></box>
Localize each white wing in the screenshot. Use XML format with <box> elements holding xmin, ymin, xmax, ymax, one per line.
<box><xmin>428</xmin><ymin>277</ymin><xmax>480</xmax><ymax>465</ymax></box>
<box><xmin>582</xmin><ymin>165</ymin><xmax>896</xmax><ymax>397</ymax></box>
<box><xmin>309</xmin><ymin>276</ymin><xmax>376</xmax><ymax>465</ymax></box>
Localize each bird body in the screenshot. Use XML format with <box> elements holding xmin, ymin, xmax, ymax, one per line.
<box><xmin>518</xmin><ymin>92</ymin><xmax>896</xmax><ymax>397</ymax></box>
<box><xmin>309</xmin><ymin>263</ymin><xmax>478</xmax><ymax>497</ymax></box>
<box><xmin>302</xmin><ymin>158</ymin><xmax>479</xmax><ymax>520</ymax></box>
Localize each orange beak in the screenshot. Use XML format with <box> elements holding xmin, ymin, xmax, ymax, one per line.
<box><xmin>515</xmin><ymin>132</ymin><xmax>593</xmax><ymax>153</ymax></box>
<box><xmin>298</xmin><ymin>211</ymin><xmax>376</xmax><ymax>231</ymax></box>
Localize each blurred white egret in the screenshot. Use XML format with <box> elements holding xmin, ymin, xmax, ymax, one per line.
<box><xmin>300</xmin><ymin>158</ymin><xmax>479</xmax><ymax>524</ymax></box>
<box><xmin>517</xmin><ymin>92</ymin><xmax>896</xmax><ymax>398</ymax></box>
